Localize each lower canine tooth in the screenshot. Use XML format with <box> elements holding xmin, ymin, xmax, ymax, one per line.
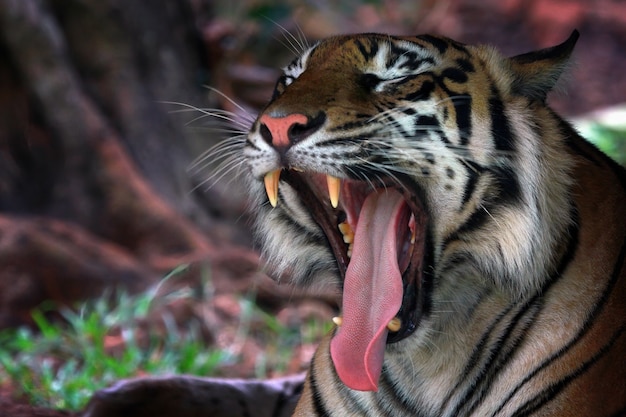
<box><xmin>332</xmin><ymin>316</ymin><xmax>343</xmax><ymax>327</ymax></box>
<box><xmin>387</xmin><ymin>317</ymin><xmax>402</xmax><ymax>332</ymax></box>
<box><xmin>264</xmin><ymin>170</ymin><xmax>281</xmax><ymax>207</ymax></box>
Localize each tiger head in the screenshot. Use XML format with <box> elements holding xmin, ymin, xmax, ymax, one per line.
<box><xmin>243</xmin><ymin>32</ymin><xmax>580</xmax><ymax>391</ymax></box>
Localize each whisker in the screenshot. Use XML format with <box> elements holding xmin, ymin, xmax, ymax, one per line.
<box><xmin>202</xmin><ymin>86</ymin><xmax>257</xmax><ymax>124</ymax></box>
<box><xmin>266</xmin><ymin>17</ymin><xmax>308</xmax><ymax>56</ymax></box>
<box><xmin>189</xmin><ymin>139</ymin><xmax>246</xmax><ymax>173</ymax></box>
<box><xmin>191</xmin><ymin>157</ymin><xmax>247</xmax><ymax>192</ymax></box>
<box><xmin>160</xmin><ymin>101</ymin><xmax>253</xmax><ymax>131</ymax></box>
<box><xmin>293</xmin><ymin>21</ymin><xmax>310</xmax><ymax>51</ymax></box>
<box><xmin>480</xmin><ymin>204</ymin><xmax>501</xmax><ymax>228</ymax></box>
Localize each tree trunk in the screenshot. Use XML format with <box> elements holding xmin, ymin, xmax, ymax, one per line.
<box><xmin>0</xmin><ymin>0</ymin><xmax>250</xmax><ymax>327</ymax></box>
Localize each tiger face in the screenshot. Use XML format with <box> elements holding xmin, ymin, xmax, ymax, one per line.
<box><xmin>243</xmin><ymin>31</ymin><xmax>626</xmax><ymax>415</ymax></box>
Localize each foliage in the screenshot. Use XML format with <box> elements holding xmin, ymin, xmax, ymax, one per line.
<box><xmin>583</xmin><ymin>123</ymin><xmax>626</xmax><ymax>166</ymax></box>
<box><xmin>0</xmin><ymin>266</ymin><xmax>209</xmax><ymax>410</ymax></box>
<box><xmin>0</xmin><ymin>265</ymin><xmax>331</xmax><ymax>411</ymax></box>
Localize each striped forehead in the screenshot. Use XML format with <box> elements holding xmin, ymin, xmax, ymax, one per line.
<box><xmin>284</xmin><ymin>36</ymin><xmax>438</xmax><ymax>80</ymax></box>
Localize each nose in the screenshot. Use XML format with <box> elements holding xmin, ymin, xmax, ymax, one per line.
<box><xmin>259</xmin><ymin>112</ymin><xmax>326</xmax><ymax>148</ymax></box>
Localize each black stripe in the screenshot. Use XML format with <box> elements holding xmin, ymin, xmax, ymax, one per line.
<box><xmin>354</xmin><ymin>38</ymin><xmax>372</xmax><ymax>61</ymax></box>
<box><xmin>388</xmin><ymin>44</ymin><xmax>414</xmax><ymax>68</ymax></box>
<box><xmin>489</xmin><ymin>86</ymin><xmax>516</xmax><ymax>152</ymax></box>
<box><xmin>367</xmin><ymin>37</ymin><xmax>379</xmax><ymax>60</ymax></box>
<box><xmin>455</xmin><ymin>300</ymin><xmax>542</xmax><ymax>417</ymax></box>
<box><xmin>386</xmin><ymin>113</ymin><xmax>412</xmax><ymax>138</ymax></box>
<box><xmin>413</xmin><ymin>114</ymin><xmax>440</xmax><ymax>142</ymax></box>
<box><xmin>456</xmin><ymin>230</ymin><xmax>585</xmax><ymax>415</ymax></box>
<box><xmin>441</xmin><ymin>67</ymin><xmax>469</xmax><ymax>84</ymax></box>
<box><xmin>454</xmin><ymin>94</ymin><xmax>472</xmax><ymax>146</ymax></box>
<box><xmin>378</xmin><ymin>367</ymin><xmax>427</xmax><ymax>416</ymax></box>
<box><xmin>416</xmin><ymin>34</ymin><xmax>449</xmax><ymax>54</ymax></box>
<box><xmin>512</xmin><ymin>326</ymin><xmax>625</xmax><ymax>417</ymax></box>
<box><xmin>449</xmin><ymin>39</ymin><xmax>470</xmax><ymax>54</ymax></box>
<box><xmin>442</xmin><ymin>208</ymin><xmax>488</xmax><ymax>251</ymax></box>
<box><xmin>355</xmin><ymin>37</ymin><xmax>380</xmax><ymax>62</ymax></box>
<box><xmin>460</xmin><ymin>160</ymin><xmax>483</xmax><ymax>206</ymax></box>
<box><xmin>491</xmin><ymin>165</ymin><xmax>522</xmax><ymax>205</ymax></box>
<box><xmin>308</xmin><ymin>363</ymin><xmax>331</xmax><ymax>417</ymax></box>
<box><xmin>440</xmin><ymin>303</ymin><xmax>516</xmax><ymax>413</ymax></box>
<box><xmin>493</xmin><ymin>222</ymin><xmax>625</xmax><ymax>416</ymax></box>
<box><xmin>354</xmin><ymin>39</ymin><xmax>369</xmax><ymax>61</ymax></box>
<box><xmin>455</xmin><ymin>58</ymin><xmax>475</xmax><ymax>72</ymax></box>
<box><xmin>430</xmin><ymin>71</ymin><xmax>472</xmax><ymax>147</ymax></box>
<box><xmin>403</xmin><ymin>79</ymin><xmax>435</xmax><ymax>101</ymax></box>
<box><xmin>455</xmin><ymin>217</ymin><xmax>579</xmax><ymax>417</ymax></box>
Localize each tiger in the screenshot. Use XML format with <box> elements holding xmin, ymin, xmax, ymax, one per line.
<box><xmin>83</xmin><ymin>31</ymin><xmax>626</xmax><ymax>417</ymax></box>
<box><xmin>243</xmin><ymin>30</ymin><xmax>626</xmax><ymax>416</ymax></box>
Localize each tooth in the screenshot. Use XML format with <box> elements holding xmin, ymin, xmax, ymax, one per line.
<box><xmin>338</xmin><ymin>222</ymin><xmax>354</xmax><ymax>244</ymax></box>
<box><xmin>332</xmin><ymin>316</ymin><xmax>343</xmax><ymax>327</ymax></box>
<box><xmin>387</xmin><ymin>317</ymin><xmax>402</xmax><ymax>332</ymax></box>
<box><xmin>409</xmin><ymin>214</ymin><xmax>416</xmax><ymax>244</ymax></box>
<box><xmin>326</xmin><ymin>175</ymin><xmax>341</xmax><ymax>208</ymax></box>
<box><xmin>264</xmin><ymin>170</ymin><xmax>281</xmax><ymax>207</ymax></box>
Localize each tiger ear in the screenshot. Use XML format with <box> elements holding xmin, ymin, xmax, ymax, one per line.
<box><xmin>508</xmin><ymin>30</ymin><xmax>579</xmax><ymax>101</ymax></box>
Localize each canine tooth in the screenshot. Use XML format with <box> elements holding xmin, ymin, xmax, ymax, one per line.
<box><xmin>332</xmin><ymin>316</ymin><xmax>343</xmax><ymax>327</ymax></box>
<box><xmin>264</xmin><ymin>170</ymin><xmax>281</xmax><ymax>207</ymax></box>
<box><xmin>387</xmin><ymin>317</ymin><xmax>402</xmax><ymax>332</ymax></box>
<box><xmin>326</xmin><ymin>175</ymin><xmax>341</xmax><ymax>208</ymax></box>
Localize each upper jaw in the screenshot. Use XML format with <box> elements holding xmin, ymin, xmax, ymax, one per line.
<box><xmin>263</xmin><ymin>167</ymin><xmax>431</xmax><ymax>344</ymax></box>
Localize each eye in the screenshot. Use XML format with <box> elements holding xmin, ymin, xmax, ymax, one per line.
<box><xmin>359</xmin><ymin>73</ymin><xmax>383</xmax><ymax>90</ymax></box>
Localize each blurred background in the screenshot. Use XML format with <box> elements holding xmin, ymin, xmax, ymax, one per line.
<box><xmin>0</xmin><ymin>0</ymin><xmax>624</xmax><ymax>414</ymax></box>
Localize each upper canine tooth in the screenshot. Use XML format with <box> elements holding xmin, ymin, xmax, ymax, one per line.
<box><xmin>264</xmin><ymin>170</ymin><xmax>281</xmax><ymax>207</ymax></box>
<box><xmin>326</xmin><ymin>175</ymin><xmax>341</xmax><ymax>208</ymax></box>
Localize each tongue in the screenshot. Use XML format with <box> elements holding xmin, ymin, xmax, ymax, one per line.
<box><xmin>330</xmin><ymin>189</ymin><xmax>405</xmax><ymax>391</ymax></box>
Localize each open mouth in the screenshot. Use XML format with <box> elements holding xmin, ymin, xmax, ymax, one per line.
<box><xmin>263</xmin><ymin>168</ymin><xmax>431</xmax><ymax>390</ymax></box>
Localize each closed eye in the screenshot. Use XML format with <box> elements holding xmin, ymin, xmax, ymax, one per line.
<box><xmin>360</xmin><ymin>73</ymin><xmax>383</xmax><ymax>90</ymax></box>
<box><xmin>360</xmin><ymin>73</ymin><xmax>410</xmax><ymax>92</ymax></box>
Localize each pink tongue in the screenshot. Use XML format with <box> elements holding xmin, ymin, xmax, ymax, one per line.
<box><xmin>330</xmin><ymin>189</ymin><xmax>405</xmax><ymax>391</ymax></box>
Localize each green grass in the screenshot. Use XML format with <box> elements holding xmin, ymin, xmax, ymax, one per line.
<box><xmin>0</xmin><ymin>265</ymin><xmax>331</xmax><ymax>411</ymax></box>
<box><xmin>0</xmin><ymin>265</ymin><xmax>219</xmax><ymax>410</ymax></box>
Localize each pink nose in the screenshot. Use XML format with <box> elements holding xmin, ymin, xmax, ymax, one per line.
<box><xmin>259</xmin><ymin>114</ymin><xmax>308</xmax><ymax>148</ymax></box>
<box><xmin>258</xmin><ymin>112</ymin><xmax>326</xmax><ymax>148</ymax></box>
